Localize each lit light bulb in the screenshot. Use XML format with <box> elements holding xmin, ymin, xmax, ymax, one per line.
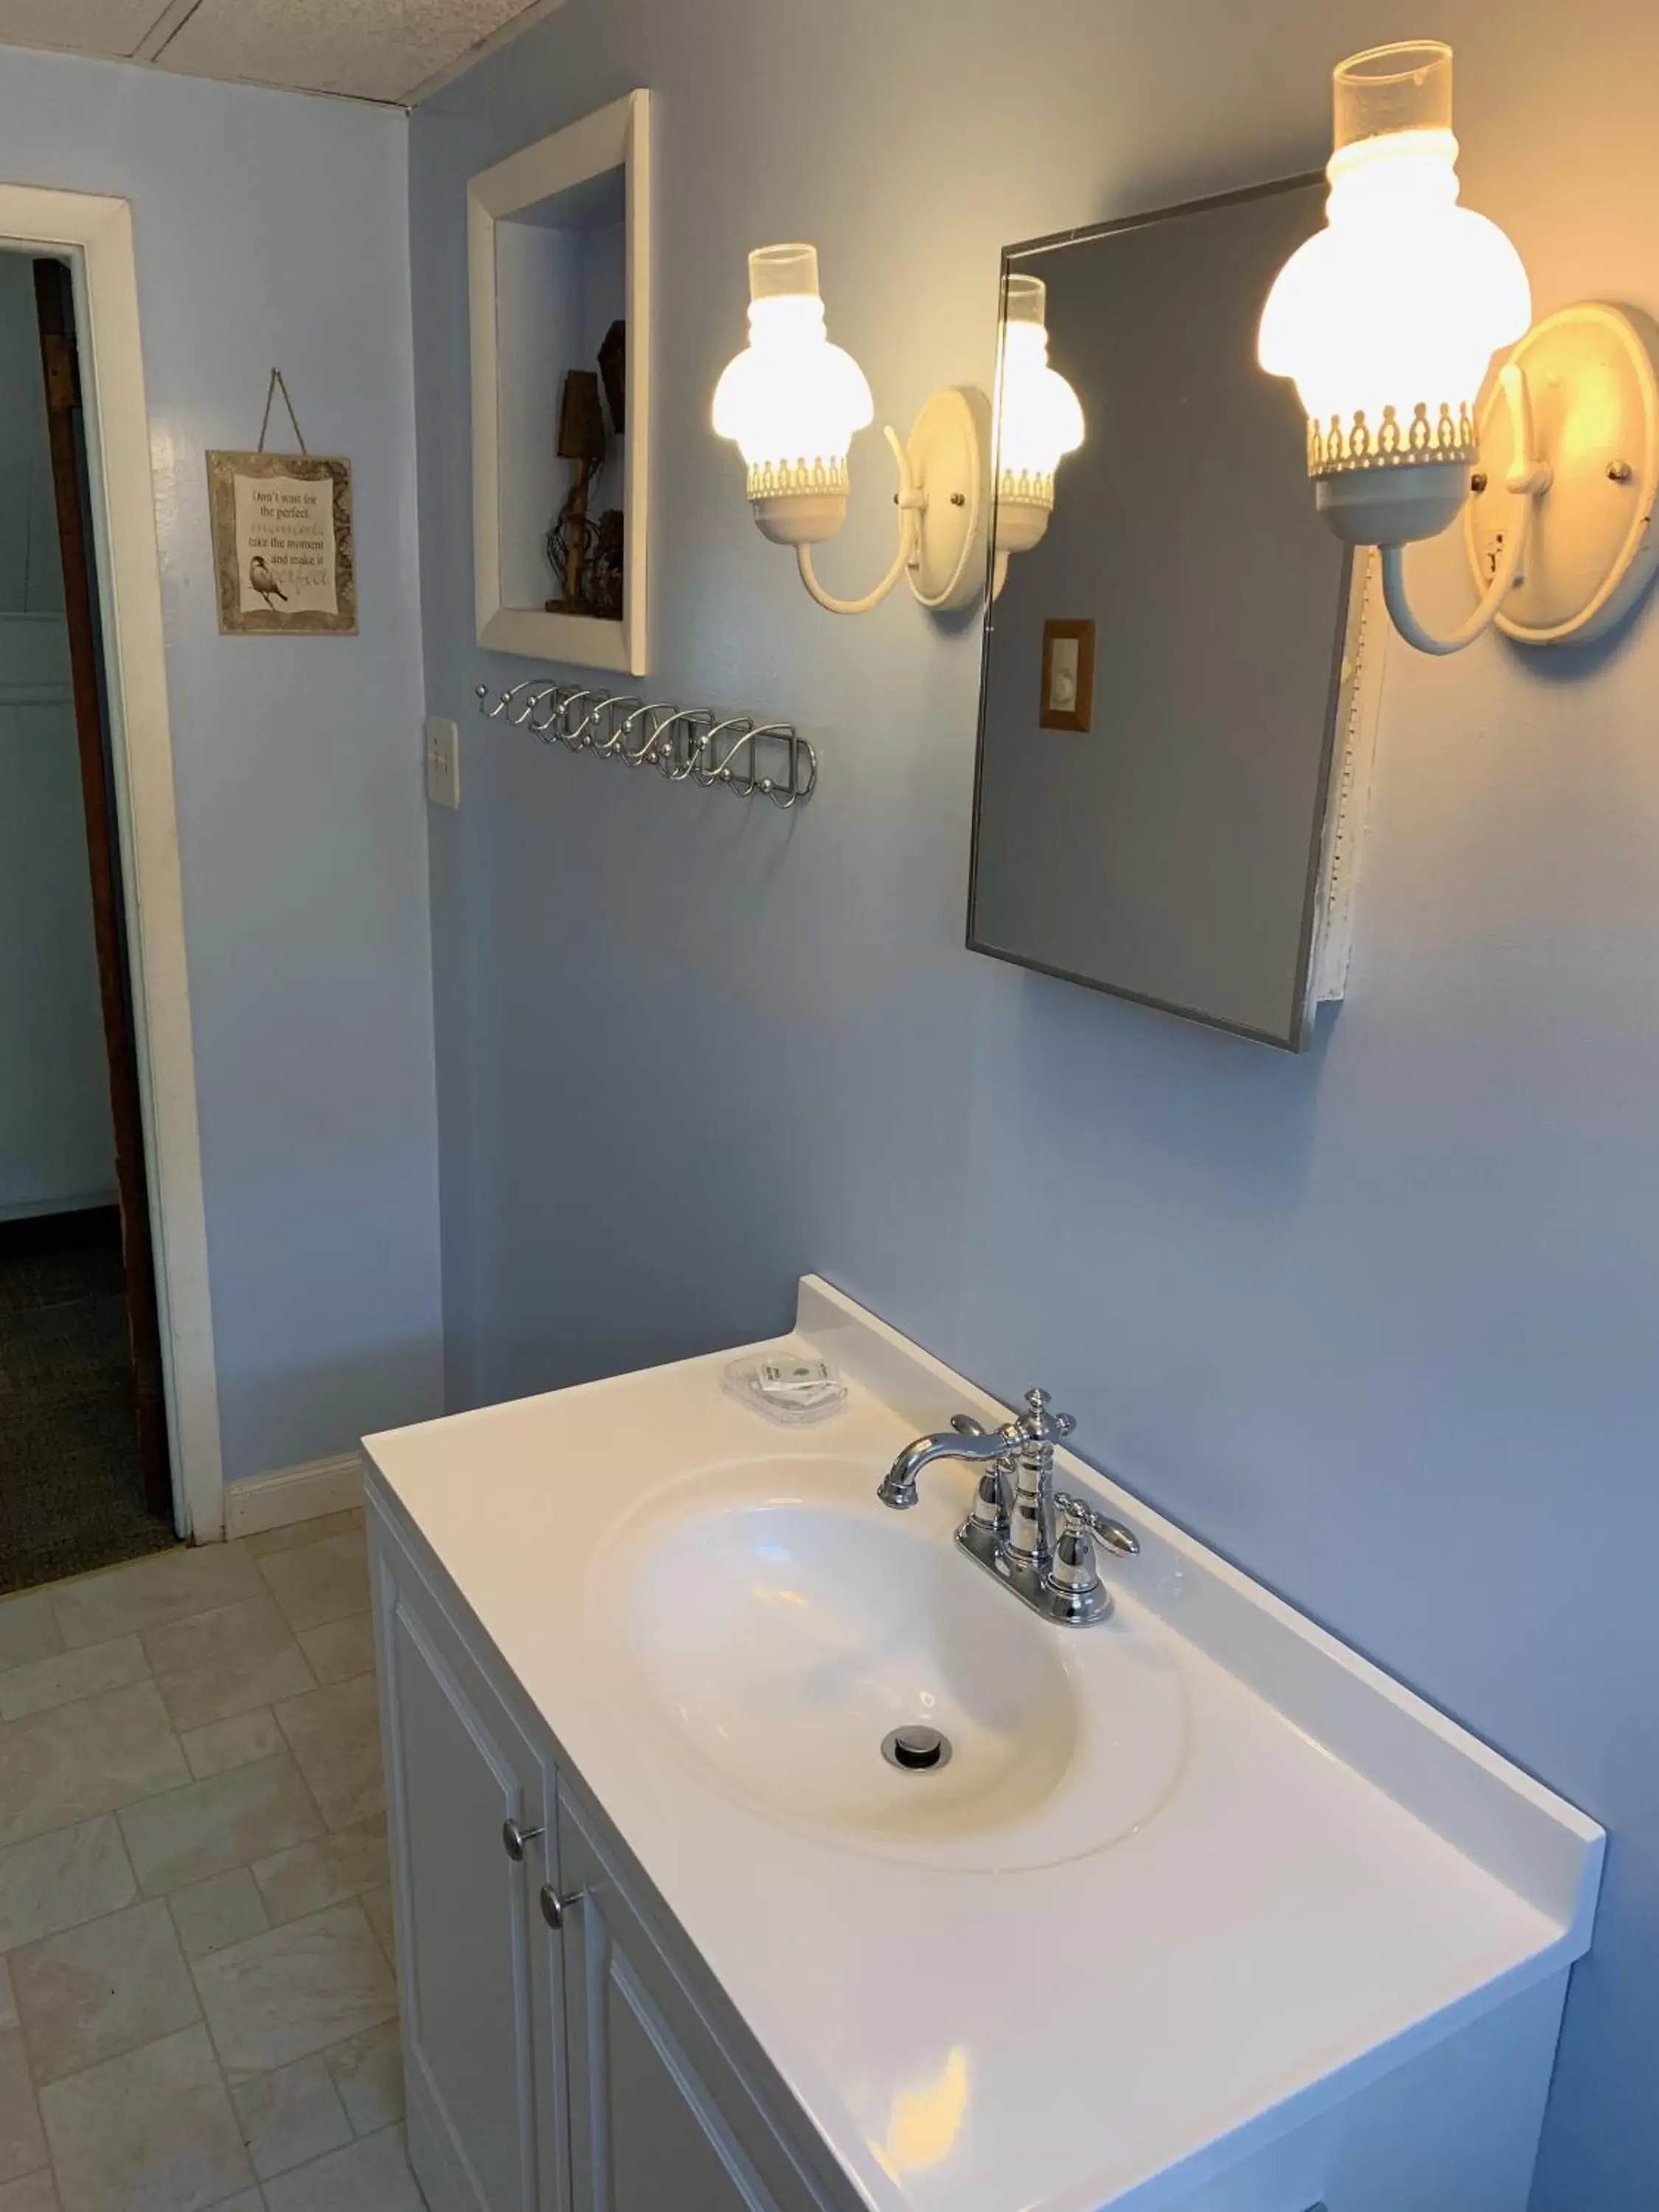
<box><xmin>1258</xmin><ymin>41</ymin><xmax>1531</xmax><ymax>544</ymax></box>
<box><xmin>713</xmin><ymin>243</ymin><xmax>874</xmax><ymax>544</ymax></box>
<box><xmin>992</xmin><ymin>274</ymin><xmax>1084</xmax><ymax>574</ymax></box>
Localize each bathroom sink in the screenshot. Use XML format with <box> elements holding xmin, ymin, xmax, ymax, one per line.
<box><xmin>367</xmin><ymin>1275</ymin><xmax>1604</xmax><ymax>2212</ymax></box>
<box><xmin>588</xmin><ymin>1455</ymin><xmax>1187</xmax><ymax>1871</ymax></box>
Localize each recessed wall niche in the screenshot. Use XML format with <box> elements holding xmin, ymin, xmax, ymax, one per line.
<box><xmin>469</xmin><ymin>91</ymin><xmax>650</xmax><ymax>673</ymax></box>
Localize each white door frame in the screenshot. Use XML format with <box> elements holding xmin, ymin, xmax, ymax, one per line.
<box><xmin>0</xmin><ymin>185</ymin><xmax>224</xmax><ymax>1543</ymax></box>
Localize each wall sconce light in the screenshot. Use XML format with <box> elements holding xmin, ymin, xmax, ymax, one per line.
<box><xmin>714</xmin><ymin>243</ymin><xmax>1083</xmax><ymax>616</ymax></box>
<box><xmin>1259</xmin><ymin>40</ymin><xmax>1659</xmax><ymax>653</ymax></box>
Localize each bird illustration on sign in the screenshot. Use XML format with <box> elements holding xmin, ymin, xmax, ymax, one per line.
<box><xmin>248</xmin><ymin>556</ymin><xmax>289</xmax><ymax>608</ymax></box>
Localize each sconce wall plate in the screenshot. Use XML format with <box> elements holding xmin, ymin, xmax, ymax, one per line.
<box><xmin>906</xmin><ymin>386</ymin><xmax>991</xmax><ymax>611</ymax></box>
<box><xmin>1467</xmin><ymin>301</ymin><xmax>1659</xmax><ymax>644</ymax></box>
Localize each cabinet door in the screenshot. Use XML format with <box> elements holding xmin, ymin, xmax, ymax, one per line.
<box><xmin>377</xmin><ymin>1555</ymin><xmax>559</xmax><ymax>2212</ymax></box>
<box><xmin>556</xmin><ymin>1790</ymin><xmax>838</xmax><ymax>2212</ymax></box>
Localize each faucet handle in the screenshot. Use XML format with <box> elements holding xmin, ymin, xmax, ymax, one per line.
<box><xmin>1049</xmin><ymin>1497</ymin><xmax>1102</xmax><ymax>1596</ymax></box>
<box><xmin>952</xmin><ymin>1412</ymin><xmax>1023</xmax><ymax>1456</ymax></box>
<box><xmin>1019</xmin><ymin>1387</ymin><xmax>1076</xmax><ymax>1444</ymax></box>
<box><xmin>967</xmin><ymin>1461</ymin><xmax>1010</xmax><ymax>1542</ymax></box>
<box><xmin>1053</xmin><ymin>1492</ymin><xmax>1139</xmax><ymax>1558</ymax></box>
<box><xmin>1043</xmin><ymin>1495</ymin><xmax>1138</xmax><ymax>1625</ymax></box>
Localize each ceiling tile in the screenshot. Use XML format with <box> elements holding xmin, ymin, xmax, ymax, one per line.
<box><xmin>155</xmin><ymin>0</ymin><xmax>542</xmax><ymax>102</ymax></box>
<box><xmin>0</xmin><ymin>0</ymin><xmax>173</xmax><ymax>60</ymax></box>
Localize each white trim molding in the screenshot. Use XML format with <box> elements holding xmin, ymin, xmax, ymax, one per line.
<box><xmin>0</xmin><ymin>187</ymin><xmax>225</xmax><ymax>1542</ymax></box>
<box><xmin>224</xmin><ymin>1452</ymin><xmax>364</xmax><ymax>1541</ymax></box>
<box><xmin>469</xmin><ymin>90</ymin><xmax>650</xmax><ymax>674</ymax></box>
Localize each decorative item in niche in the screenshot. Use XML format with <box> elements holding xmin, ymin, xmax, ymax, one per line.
<box><xmin>206</xmin><ymin>370</ymin><xmax>355</xmax><ymax>637</ymax></box>
<box><xmin>1259</xmin><ymin>38</ymin><xmax>1659</xmax><ymax>653</ymax></box>
<box><xmin>547</xmin><ymin>368</ymin><xmax>610</xmax><ymax>613</ymax></box>
<box><xmin>469</xmin><ymin>91</ymin><xmax>650</xmax><ymax>674</ymax></box>
<box><xmin>712</xmin><ymin>243</ymin><xmax>1083</xmax><ymax>616</ymax></box>
<box><xmin>545</xmin><ymin>321</ymin><xmax>625</xmax><ymax>619</ymax></box>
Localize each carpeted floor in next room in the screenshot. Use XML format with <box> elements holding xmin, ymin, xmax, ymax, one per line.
<box><xmin>0</xmin><ymin>1209</ymin><xmax>175</xmax><ymax>1596</ymax></box>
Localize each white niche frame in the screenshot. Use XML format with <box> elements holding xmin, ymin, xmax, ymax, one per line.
<box><xmin>469</xmin><ymin>90</ymin><xmax>650</xmax><ymax>672</ymax></box>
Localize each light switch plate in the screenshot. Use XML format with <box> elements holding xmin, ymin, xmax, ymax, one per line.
<box><xmin>1040</xmin><ymin>619</ymin><xmax>1094</xmax><ymax>731</ymax></box>
<box><xmin>425</xmin><ymin>715</ymin><xmax>460</xmax><ymax>810</ymax></box>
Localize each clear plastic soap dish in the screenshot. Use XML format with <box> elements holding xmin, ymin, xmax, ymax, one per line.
<box><xmin>722</xmin><ymin>1351</ymin><xmax>848</xmax><ymax>1427</ymax></box>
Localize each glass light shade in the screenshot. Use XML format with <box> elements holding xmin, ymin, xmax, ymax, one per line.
<box><xmin>712</xmin><ymin>243</ymin><xmax>874</xmax><ymax>477</ymax></box>
<box><xmin>995</xmin><ymin>274</ymin><xmax>1085</xmax><ymax>484</ymax></box>
<box><xmin>1258</xmin><ymin>43</ymin><xmax>1530</xmax><ymax>474</ymax></box>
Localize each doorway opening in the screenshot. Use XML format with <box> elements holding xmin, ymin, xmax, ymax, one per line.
<box><xmin>0</xmin><ymin>254</ymin><xmax>175</xmax><ymax>1592</ymax></box>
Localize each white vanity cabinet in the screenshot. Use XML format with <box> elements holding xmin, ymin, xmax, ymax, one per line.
<box><xmin>557</xmin><ymin>1786</ymin><xmax>845</xmax><ymax>2212</ymax></box>
<box><xmin>368</xmin><ymin>1474</ymin><xmax>1578</xmax><ymax>2212</ymax></box>
<box><xmin>370</xmin><ymin>1492</ymin><xmax>846</xmax><ymax>2212</ymax></box>
<box><xmin>372</xmin><ymin>1511</ymin><xmax>560</xmax><ymax>2212</ymax></box>
<box><xmin>363</xmin><ymin>1276</ymin><xmax>1602</xmax><ymax>2212</ymax></box>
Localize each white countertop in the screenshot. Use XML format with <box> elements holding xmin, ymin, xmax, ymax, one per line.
<box><xmin>364</xmin><ymin>1277</ymin><xmax>1601</xmax><ymax>2212</ymax></box>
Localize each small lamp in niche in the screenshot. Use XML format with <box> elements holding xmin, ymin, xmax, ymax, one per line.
<box><xmin>713</xmin><ymin>241</ymin><xmax>1077</xmax><ymax>616</ymax></box>
<box><xmin>1258</xmin><ymin>38</ymin><xmax>1659</xmax><ymax>653</ymax></box>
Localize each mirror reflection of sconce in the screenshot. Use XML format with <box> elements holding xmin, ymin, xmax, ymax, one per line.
<box><xmin>712</xmin><ymin>243</ymin><xmax>1084</xmax><ymax>616</ymax></box>
<box><xmin>990</xmin><ymin>274</ymin><xmax>1085</xmax><ymax>599</ymax></box>
<box><xmin>1259</xmin><ymin>39</ymin><xmax>1659</xmax><ymax>655</ymax></box>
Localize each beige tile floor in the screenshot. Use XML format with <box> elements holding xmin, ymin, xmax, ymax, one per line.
<box><xmin>0</xmin><ymin>1511</ymin><xmax>426</xmax><ymax>2212</ymax></box>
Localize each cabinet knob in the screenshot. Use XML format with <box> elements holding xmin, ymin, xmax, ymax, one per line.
<box><xmin>539</xmin><ymin>1883</ymin><xmax>582</xmax><ymax>1931</ymax></box>
<box><xmin>501</xmin><ymin>1818</ymin><xmax>545</xmax><ymax>1862</ymax></box>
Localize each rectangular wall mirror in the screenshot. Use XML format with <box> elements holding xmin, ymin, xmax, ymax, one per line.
<box><xmin>969</xmin><ymin>175</ymin><xmax>1373</xmax><ymax>1051</ymax></box>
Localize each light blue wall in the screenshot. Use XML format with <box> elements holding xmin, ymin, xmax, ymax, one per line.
<box><xmin>0</xmin><ymin>47</ymin><xmax>443</xmax><ymax>1481</ymax></box>
<box><xmin>410</xmin><ymin>2</ymin><xmax>1659</xmax><ymax>2201</ymax></box>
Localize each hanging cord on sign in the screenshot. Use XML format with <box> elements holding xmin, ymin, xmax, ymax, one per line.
<box><xmin>256</xmin><ymin>368</ymin><xmax>310</xmax><ymax>456</ymax></box>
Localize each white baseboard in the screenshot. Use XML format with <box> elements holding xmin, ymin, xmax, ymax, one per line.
<box><xmin>223</xmin><ymin>1452</ymin><xmax>364</xmax><ymax>1540</ymax></box>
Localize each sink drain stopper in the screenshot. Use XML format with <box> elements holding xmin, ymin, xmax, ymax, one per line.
<box><xmin>882</xmin><ymin>1725</ymin><xmax>952</xmax><ymax>1773</ymax></box>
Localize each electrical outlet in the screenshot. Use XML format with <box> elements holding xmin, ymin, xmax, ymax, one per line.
<box><xmin>1047</xmin><ymin>634</ymin><xmax>1080</xmax><ymax>713</ymax></box>
<box><xmin>425</xmin><ymin>716</ymin><xmax>460</xmax><ymax>810</ymax></box>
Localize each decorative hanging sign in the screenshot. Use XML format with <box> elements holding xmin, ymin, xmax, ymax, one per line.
<box><xmin>206</xmin><ymin>369</ymin><xmax>356</xmax><ymax>636</ymax></box>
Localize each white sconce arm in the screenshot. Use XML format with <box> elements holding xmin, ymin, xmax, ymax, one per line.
<box><xmin>795</xmin><ymin>428</ymin><xmax>928</xmax><ymax>616</ymax></box>
<box><xmin>1380</xmin><ymin>364</ymin><xmax>1554</xmax><ymax>656</ymax></box>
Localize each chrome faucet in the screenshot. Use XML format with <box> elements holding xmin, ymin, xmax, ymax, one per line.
<box><xmin>878</xmin><ymin>1387</ymin><xmax>1138</xmax><ymax>1628</ymax></box>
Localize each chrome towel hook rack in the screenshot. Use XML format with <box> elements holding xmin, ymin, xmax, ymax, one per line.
<box><xmin>475</xmin><ymin>681</ymin><xmax>818</xmax><ymax>809</ymax></box>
